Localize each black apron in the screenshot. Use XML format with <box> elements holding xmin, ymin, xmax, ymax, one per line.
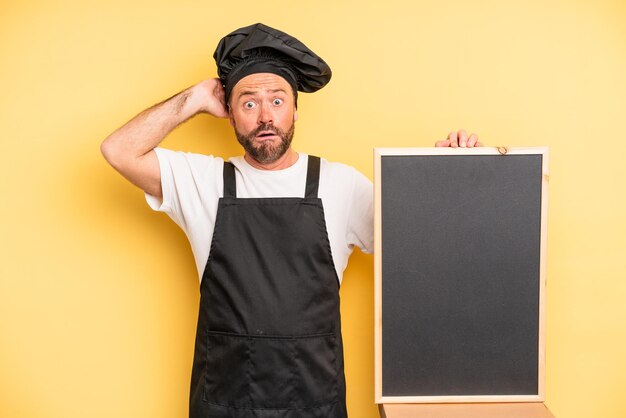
<box><xmin>189</xmin><ymin>155</ymin><xmax>348</xmax><ymax>418</ymax></box>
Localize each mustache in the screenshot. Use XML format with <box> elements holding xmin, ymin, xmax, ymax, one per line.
<box><xmin>251</xmin><ymin>123</ymin><xmax>283</xmax><ymax>136</ymax></box>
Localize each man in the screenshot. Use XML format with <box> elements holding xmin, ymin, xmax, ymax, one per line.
<box><xmin>101</xmin><ymin>23</ymin><xmax>480</xmax><ymax>418</ymax></box>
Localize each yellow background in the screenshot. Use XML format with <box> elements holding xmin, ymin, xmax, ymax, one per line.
<box><xmin>2</xmin><ymin>0</ymin><xmax>625</xmax><ymax>417</ymax></box>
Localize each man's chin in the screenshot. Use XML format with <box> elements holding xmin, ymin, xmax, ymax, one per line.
<box><xmin>249</xmin><ymin>145</ymin><xmax>288</xmax><ymax>164</ymax></box>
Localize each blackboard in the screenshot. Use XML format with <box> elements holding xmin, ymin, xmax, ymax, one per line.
<box><xmin>374</xmin><ymin>148</ymin><xmax>549</xmax><ymax>403</ymax></box>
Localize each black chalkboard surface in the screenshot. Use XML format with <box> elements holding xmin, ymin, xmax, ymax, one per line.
<box><xmin>374</xmin><ymin>148</ymin><xmax>549</xmax><ymax>403</ymax></box>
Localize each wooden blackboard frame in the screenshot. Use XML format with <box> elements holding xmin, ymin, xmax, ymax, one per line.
<box><xmin>374</xmin><ymin>147</ymin><xmax>549</xmax><ymax>404</ymax></box>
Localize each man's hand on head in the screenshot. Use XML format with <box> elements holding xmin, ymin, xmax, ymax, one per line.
<box><xmin>194</xmin><ymin>78</ymin><xmax>229</xmax><ymax>119</ymax></box>
<box><xmin>435</xmin><ymin>130</ymin><xmax>482</xmax><ymax>148</ymax></box>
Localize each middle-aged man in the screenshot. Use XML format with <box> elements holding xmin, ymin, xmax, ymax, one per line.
<box><xmin>101</xmin><ymin>23</ymin><xmax>480</xmax><ymax>418</ymax></box>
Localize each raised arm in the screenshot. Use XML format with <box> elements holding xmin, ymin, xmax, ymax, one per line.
<box><xmin>100</xmin><ymin>78</ymin><xmax>228</xmax><ymax>198</ymax></box>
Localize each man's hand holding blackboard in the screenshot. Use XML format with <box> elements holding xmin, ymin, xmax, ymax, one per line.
<box><xmin>435</xmin><ymin>129</ymin><xmax>482</xmax><ymax>148</ymax></box>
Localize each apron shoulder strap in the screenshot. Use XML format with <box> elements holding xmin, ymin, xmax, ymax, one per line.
<box><xmin>224</xmin><ymin>156</ymin><xmax>319</xmax><ymax>199</ymax></box>
<box><xmin>305</xmin><ymin>155</ymin><xmax>321</xmax><ymax>199</ymax></box>
<box><xmin>223</xmin><ymin>161</ymin><xmax>236</xmax><ymax>198</ymax></box>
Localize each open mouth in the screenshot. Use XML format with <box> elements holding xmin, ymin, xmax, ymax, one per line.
<box><xmin>256</xmin><ymin>131</ymin><xmax>278</xmax><ymax>139</ymax></box>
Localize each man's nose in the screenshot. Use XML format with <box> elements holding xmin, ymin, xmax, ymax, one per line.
<box><xmin>258</xmin><ymin>102</ymin><xmax>273</xmax><ymax>124</ymax></box>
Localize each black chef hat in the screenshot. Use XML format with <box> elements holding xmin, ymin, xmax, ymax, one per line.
<box><xmin>213</xmin><ymin>23</ymin><xmax>332</xmax><ymax>106</ymax></box>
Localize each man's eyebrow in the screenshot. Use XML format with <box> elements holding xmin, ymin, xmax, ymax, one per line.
<box><xmin>236</xmin><ymin>88</ymin><xmax>288</xmax><ymax>99</ymax></box>
<box><xmin>267</xmin><ymin>88</ymin><xmax>287</xmax><ymax>94</ymax></box>
<box><xmin>236</xmin><ymin>90</ymin><xmax>256</xmax><ymax>98</ymax></box>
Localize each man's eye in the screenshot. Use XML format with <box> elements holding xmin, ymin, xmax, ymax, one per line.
<box><xmin>272</xmin><ymin>98</ymin><xmax>283</xmax><ymax>106</ymax></box>
<box><xmin>244</xmin><ymin>101</ymin><xmax>256</xmax><ymax>109</ymax></box>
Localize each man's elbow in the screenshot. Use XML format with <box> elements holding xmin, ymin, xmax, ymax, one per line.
<box><xmin>100</xmin><ymin>139</ymin><xmax>162</xmax><ymax>198</ymax></box>
<box><xmin>100</xmin><ymin>137</ymin><xmax>124</xmax><ymax>170</ymax></box>
<box><xmin>101</xmin><ymin>137</ymin><xmax>114</xmax><ymax>161</ymax></box>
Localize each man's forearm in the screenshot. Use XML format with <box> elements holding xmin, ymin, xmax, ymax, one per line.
<box><xmin>101</xmin><ymin>85</ymin><xmax>206</xmax><ymax>165</ymax></box>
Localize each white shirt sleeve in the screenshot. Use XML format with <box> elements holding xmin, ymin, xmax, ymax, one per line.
<box><xmin>346</xmin><ymin>169</ymin><xmax>374</xmax><ymax>254</ymax></box>
<box><xmin>145</xmin><ymin>148</ymin><xmax>220</xmax><ymax>226</ymax></box>
<box><xmin>145</xmin><ymin>148</ymin><xmax>177</xmax><ymax>216</ymax></box>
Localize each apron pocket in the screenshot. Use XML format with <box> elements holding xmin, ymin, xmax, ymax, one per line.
<box><xmin>249</xmin><ymin>333</ymin><xmax>338</xmax><ymax>408</ymax></box>
<box><xmin>204</xmin><ymin>331</ymin><xmax>250</xmax><ymax>406</ymax></box>
<box><xmin>248</xmin><ymin>337</ymin><xmax>296</xmax><ymax>408</ymax></box>
<box><xmin>291</xmin><ymin>333</ymin><xmax>338</xmax><ymax>407</ymax></box>
<box><xmin>205</xmin><ymin>331</ymin><xmax>338</xmax><ymax>409</ymax></box>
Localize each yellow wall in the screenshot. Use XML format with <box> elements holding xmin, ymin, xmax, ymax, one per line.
<box><xmin>2</xmin><ymin>1</ymin><xmax>625</xmax><ymax>417</ymax></box>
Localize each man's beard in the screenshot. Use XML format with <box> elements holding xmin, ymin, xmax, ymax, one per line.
<box><xmin>235</xmin><ymin>123</ymin><xmax>295</xmax><ymax>164</ymax></box>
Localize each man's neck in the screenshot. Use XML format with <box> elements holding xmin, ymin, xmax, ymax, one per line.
<box><xmin>244</xmin><ymin>148</ymin><xmax>299</xmax><ymax>171</ymax></box>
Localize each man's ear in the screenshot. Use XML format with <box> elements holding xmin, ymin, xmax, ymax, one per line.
<box><xmin>294</xmin><ymin>109</ymin><xmax>298</xmax><ymax>122</ymax></box>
